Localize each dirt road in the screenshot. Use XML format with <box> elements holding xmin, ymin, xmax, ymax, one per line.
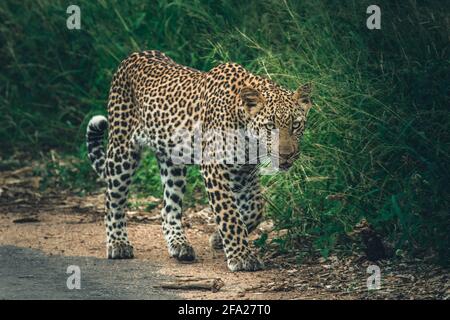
<box><xmin>0</xmin><ymin>167</ymin><xmax>448</xmax><ymax>300</ymax></box>
<box><xmin>0</xmin><ymin>245</ymin><xmax>177</xmax><ymax>299</ymax></box>
<box><xmin>0</xmin><ymin>191</ymin><xmax>295</xmax><ymax>299</ymax></box>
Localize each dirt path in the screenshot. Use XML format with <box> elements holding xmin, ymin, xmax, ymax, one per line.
<box><xmin>0</xmin><ymin>167</ymin><xmax>448</xmax><ymax>300</ymax></box>
<box><xmin>0</xmin><ymin>245</ymin><xmax>177</xmax><ymax>299</ymax></box>
<box><xmin>0</xmin><ymin>191</ymin><xmax>292</xmax><ymax>299</ymax></box>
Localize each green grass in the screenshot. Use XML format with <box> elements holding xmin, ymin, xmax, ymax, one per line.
<box><xmin>0</xmin><ymin>0</ymin><xmax>448</xmax><ymax>263</ymax></box>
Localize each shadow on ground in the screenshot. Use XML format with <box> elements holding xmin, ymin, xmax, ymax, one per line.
<box><xmin>0</xmin><ymin>245</ymin><xmax>178</xmax><ymax>300</ymax></box>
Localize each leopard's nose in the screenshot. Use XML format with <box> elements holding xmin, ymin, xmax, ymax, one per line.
<box><xmin>279</xmin><ymin>142</ymin><xmax>298</xmax><ymax>159</ymax></box>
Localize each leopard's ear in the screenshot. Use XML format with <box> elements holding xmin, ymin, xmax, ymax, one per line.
<box><xmin>240</xmin><ymin>87</ymin><xmax>264</xmax><ymax>116</ymax></box>
<box><xmin>293</xmin><ymin>83</ymin><xmax>312</xmax><ymax>114</ymax></box>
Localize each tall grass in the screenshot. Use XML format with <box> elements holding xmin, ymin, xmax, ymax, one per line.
<box><xmin>0</xmin><ymin>0</ymin><xmax>448</xmax><ymax>262</ymax></box>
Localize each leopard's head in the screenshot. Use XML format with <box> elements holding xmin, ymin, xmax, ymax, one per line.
<box><xmin>240</xmin><ymin>83</ymin><xmax>312</xmax><ymax>171</ymax></box>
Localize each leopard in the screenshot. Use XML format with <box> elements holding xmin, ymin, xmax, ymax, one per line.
<box><xmin>86</xmin><ymin>50</ymin><xmax>312</xmax><ymax>272</ymax></box>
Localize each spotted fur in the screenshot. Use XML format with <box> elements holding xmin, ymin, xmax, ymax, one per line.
<box><xmin>86</xmin><ymin>50</ymin><xmax>312</xmax><ymax>271</ymax></box>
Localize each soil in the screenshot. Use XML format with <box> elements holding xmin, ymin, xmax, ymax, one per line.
<box><xmin>0</xmin><ymin>166</ymin><xmax>448</xmax><ymax>300</ymax></box>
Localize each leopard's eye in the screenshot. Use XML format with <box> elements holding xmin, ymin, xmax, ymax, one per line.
<box><xmin>292</xmin><ymin>121</ymin><xmax>302</xmax><ymax>130</ymax></box>
<box><xmin>265</xmin><ymin>122</ymin><xmax>276</xmax><ymax>130</ymax></box>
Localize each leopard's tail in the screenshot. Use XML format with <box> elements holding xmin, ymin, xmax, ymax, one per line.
<box><xmin>86</xmin><ymin>115</ymin><xmax>108</xmax><ymax>180</ymax></box>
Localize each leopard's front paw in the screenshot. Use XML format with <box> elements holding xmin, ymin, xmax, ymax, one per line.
<box><xmin>209</xmin><ymin>231</ymin><xmax>223</xmax><ymax>250</ymax></box>
<box><xmin>169</xmin><ymin>242</ymin><xmax>196</xmax><ymax>262</ymax></box>
<box><xmin>227</xmin><ymin>251</ymin><xmax>264</xmax><ymax>272</ymax></box>
<box><xmin>107</xmin><ymin>242</ymin><xmax>134</xmax><ymax>259</ymax></box>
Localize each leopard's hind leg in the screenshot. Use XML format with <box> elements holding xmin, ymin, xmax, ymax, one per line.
<box><xmin>93</xmin><ymin>56</ymin><xmax>141</xmax><ymax>259</ymax></box>
<box><xmin>103</xmin><ymin>142</ymin><xmax>140</xmax><ymax>259</ymax></box>
<box><xmin>158</xmin><ymin>158</ymin><xmax>195</xmax><ymax>261</ymax></box>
